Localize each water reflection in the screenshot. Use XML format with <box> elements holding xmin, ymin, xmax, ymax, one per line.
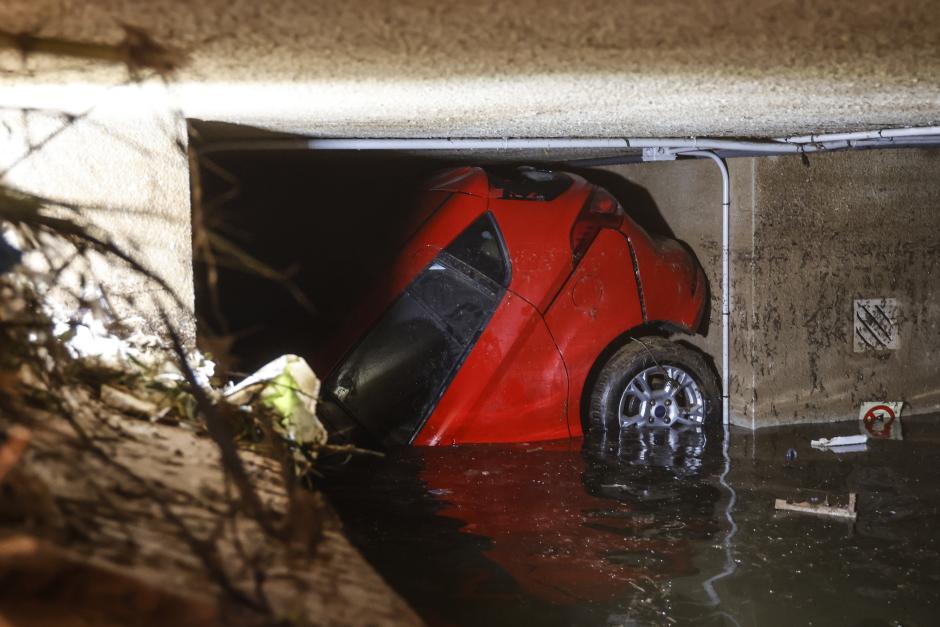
<box><xmin>418</xmin><ymin>430</ymin><xmax>721</xmax><ymax>607</ymax></box>
<box><xmin>322</xmin><ymin>417</ymin><xmax>940</xmax><ymax>626</ymax></box>
<box><xmin>585</xmin><ymin>425</ymin><xmax>710</xmax><ymax>478</ymax></box>
<box><xmin>321</xmin><ymin>424</ymin><xmax>732</xmax><ymax>626</ymax></box>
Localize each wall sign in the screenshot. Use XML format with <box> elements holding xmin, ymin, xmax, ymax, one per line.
<box><xmin>853</xmin><ymin>298</ymin><xmax>899</xmax><ymax>352</ymax></box>
<box><xmin>858</xmin><ymin>401</ymin><xmax>904</xmax><ymax>440</ymax></box>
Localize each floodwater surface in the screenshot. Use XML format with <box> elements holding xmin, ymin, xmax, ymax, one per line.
<box><xmin>318</xmin><ymin>417</ymin><xmax>940</xmax><ymax>626</ymax></box>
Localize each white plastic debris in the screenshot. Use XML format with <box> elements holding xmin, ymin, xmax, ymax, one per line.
<box><xmin>811</xmin><ymin>434</ymin><xmax>868</xmax><ymax>451</ymax></box>
<box><xmin>224</xmin><ymin>354</ymin><xmax>327</xmax><ymax>447</ymax></box>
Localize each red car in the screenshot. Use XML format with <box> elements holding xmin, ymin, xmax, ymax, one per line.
<box><xmin>317</xmin><ymin>166</ymin><xmax>718</xmax><ymax>446</ymax></box>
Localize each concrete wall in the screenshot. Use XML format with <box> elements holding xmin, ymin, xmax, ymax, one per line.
<box><xmin>0</xmin><ymin>78</ymin><xmax>195</xmax><ymax>340</ymax></box>
<box><xmin>603</xmin><ymin>149</ymin><xmax>940</xmax><ymax>428</ymax></box>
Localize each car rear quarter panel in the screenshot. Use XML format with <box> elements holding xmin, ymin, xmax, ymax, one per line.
<box><xmin>620</xmin><ymin>217</ymin><xmax>706</xmax><ymax>331</ymax></box>
<box><xmin>543</xmin><ymin>229</ymin><xmax>646</xmax><ymax>436</ymax></box>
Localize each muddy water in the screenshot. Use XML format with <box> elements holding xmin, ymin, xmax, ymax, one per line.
<box><xmin>319</xmin><ymin>417</ymin><xmax>940</xmax><ymax>626</ymax></box>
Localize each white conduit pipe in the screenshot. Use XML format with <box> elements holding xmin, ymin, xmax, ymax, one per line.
<box><xmin>294</xmin><ymin>128</ymin><xmax>940</xmax><ymax>154</ymax></box>
<box><xmin>305</xmin><ymin>137</ymin><xmax>631</xmax><ymax>151</ymax></box>
<box><xmin>198</xmin><ymin>126</ymin><xmax>940</xmax><ymax>158</ymax></box>
<box><xmin>779</xmin><ymin>125</ymin><xmax>940</xmax><ymax>144</ymax></box>
<box><xmin>683</xmin><ymin>151</ymin><xmax>731</xmax><ymax>426</ymax></box>
<box><xmin>297</xmin><ymin>136</ymin><xmax>815</xmax><ymax>153</ymax></box>
<box><xmin>638</xmin><ymin>131</ymin><xmax>940</xmax><ymax>155</ymax></box>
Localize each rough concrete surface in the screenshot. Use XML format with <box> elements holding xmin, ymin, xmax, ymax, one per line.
<box><xmin>605</xmin><ymin>149</ymin><xmax>940</xmax><ymax>428</ymax></box>
<box><xmin>1</xmin><ymin>0</ymin><xmax>939</xmax><ymax>138</ymax></box>
<box><xmin>0</xmin><ymin>397</ymin><xmax>423</xmax><ymax>626</ymax></box>
<box><xmin>0</xmin><ymin>78</ymin><xmax>195</xmax><ymax>340</ymax></box>
<box><xmin>748</xmin><ymin>149</ymin><xmax>940</xmax><ymax>425</ymax></box>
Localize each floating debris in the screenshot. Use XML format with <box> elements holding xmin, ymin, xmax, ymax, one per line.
<box><xmin>775</xmin><ymin>493</ymin><xmax>857</xmax><ymax>520</ymax></box>
<box><xmin>811</xmin><ymin>434</ymin><xmax>868</xmax><ymax>451</ymax></box>
<box><xmin>224</xmin><ymin>354</ymin><xmax>327</xmax><ymax>451</ymax></box>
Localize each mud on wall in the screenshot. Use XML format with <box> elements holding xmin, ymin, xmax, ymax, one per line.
<box><xmin>604</xmin><ymin>149</ymin><xmax>940</xmax><ymax>428</ymax></box>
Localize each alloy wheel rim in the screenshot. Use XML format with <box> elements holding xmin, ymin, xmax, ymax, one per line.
<box><xmin>617</xmin><ymin>364</ymin><xmax>706</xmax><ymax>428</ymax></box>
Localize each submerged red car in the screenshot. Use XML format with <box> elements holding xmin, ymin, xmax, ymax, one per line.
<box><xmin>317</xmin><ymin>166</ymin><xmax>718</xmax><ymax>446</ymax></box>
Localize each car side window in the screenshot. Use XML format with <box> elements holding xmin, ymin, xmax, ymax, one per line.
<box><xmin>442</xmin><ymin>213</ymin><xmax>510</xmax><ymax>289</ymax></box>
<box><xmin>325</xmin><ymin>212</ymin><xmax>511</xmax><ymax>445</ymax></box>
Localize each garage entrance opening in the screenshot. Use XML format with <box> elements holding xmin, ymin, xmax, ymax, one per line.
<box><xmin>189</xmin><ymin>121</ymin><xmax>940</xmax><ymax>627</ymax></box>
<box><xmin>188</xmin><ymin>122</ymin><xmax>688</xmax><ymax>377</ymax></box>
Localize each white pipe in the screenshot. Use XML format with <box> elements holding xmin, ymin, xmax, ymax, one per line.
<box><xmin>287</xmin><ymin>135</ymin><xmax>940</xmax><ymax>155</ymax></box>
<box><xmin>197</xmin><ymin>126</ymin><xmax>940</xmax><ymax>157</ymax></box>
<box><xmin>684</xmin><ymin>150</ymin><xmax>731</xmax><ymax>426</ymax></box>
<box><xmin>303</xmin><ymin>131</ymin><xmax>940</xmax><ymax>154</ymax></box>
<box><xmin>305</xmin><ymin>137</ymin><xmax>631</xmax><ymax>151</ymax></box>
<box><xmin>779</xmin><ymin>125</ymin><xmax>940</xmax><ymax>144</ymax></box>
<box><xmin>635</xmin><ymin>138</ymin><xmax>806</xmax><ymax>153</ymax></box>
<box><xmin>303</xmin><ymin>136</ymin><xmax>809</xmax><ymax>153</ymax></box>
<box><xmin>662</xmin><ymin>134</ymin><xmax>940</xmax><ymax>156</ymax></box>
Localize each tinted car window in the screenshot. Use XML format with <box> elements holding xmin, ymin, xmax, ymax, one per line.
<box><xmin>326</xmin><ymin>212</ymin><xmax>510</xmax><ymax>445</ymax></box>
<box><xmin>329</xmin><ymin>293</ymin><xmax>463</xmax><ymax>445</ymax></box>
<box><xmin>408</xmin><ymin>260</ymin><xmax>496</xmax><ymax>345</ymax></box>
<box><xmin>444</xmin><ymin>213</ymin><xmax>511</xmax><ymax>288</ymax></box>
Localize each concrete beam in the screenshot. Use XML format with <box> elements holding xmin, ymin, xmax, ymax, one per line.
<box><xmin>2</xmin><ymin>0</ymin><xmax>940</xmax><ymax>138</ymax></box>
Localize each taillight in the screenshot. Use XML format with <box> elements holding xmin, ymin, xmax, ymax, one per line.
<box><xmin>570</xmin><ymin>188</ymin><xmax>624</xmax><ymax>262</ymax></box>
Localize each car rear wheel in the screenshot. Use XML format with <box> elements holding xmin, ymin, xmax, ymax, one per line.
<box><xmin>588</xmin><ymin>337</ymin><xmax>719</xmax><ymax>433</ymax></box>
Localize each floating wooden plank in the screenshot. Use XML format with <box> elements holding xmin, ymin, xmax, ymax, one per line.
<box><xmin>774</xmin><ymin>493</ymin><xmax>857</xmax><ymax>520</ymax></box>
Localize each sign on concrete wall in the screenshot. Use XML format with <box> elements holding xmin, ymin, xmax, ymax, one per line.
<box><xmin>854</xmin><ymin>298</ymin><xmax>899</xmax><ymax>352</ymax></box>
<box><xmin>859</xmin><ymin>401</ymin><xmax>904</xmax><ymax>440</ymax></box>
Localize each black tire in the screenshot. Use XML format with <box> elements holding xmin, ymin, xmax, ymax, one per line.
<box><xmin>587</xmin><ymin>337</ymin><xmax>720</xmax><ymax>433</ymax></box>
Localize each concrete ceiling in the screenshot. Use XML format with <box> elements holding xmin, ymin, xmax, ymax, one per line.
<box><xmin>2</xmin><ymin>0</ymin><xmax>939</xmax><ymax>138</ymax></box>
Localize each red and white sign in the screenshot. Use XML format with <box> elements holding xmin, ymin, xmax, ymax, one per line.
<box><xmin>859</xmin><ymin>402</ymin><xmax>904</xmax><ymax>440</ymax></box>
